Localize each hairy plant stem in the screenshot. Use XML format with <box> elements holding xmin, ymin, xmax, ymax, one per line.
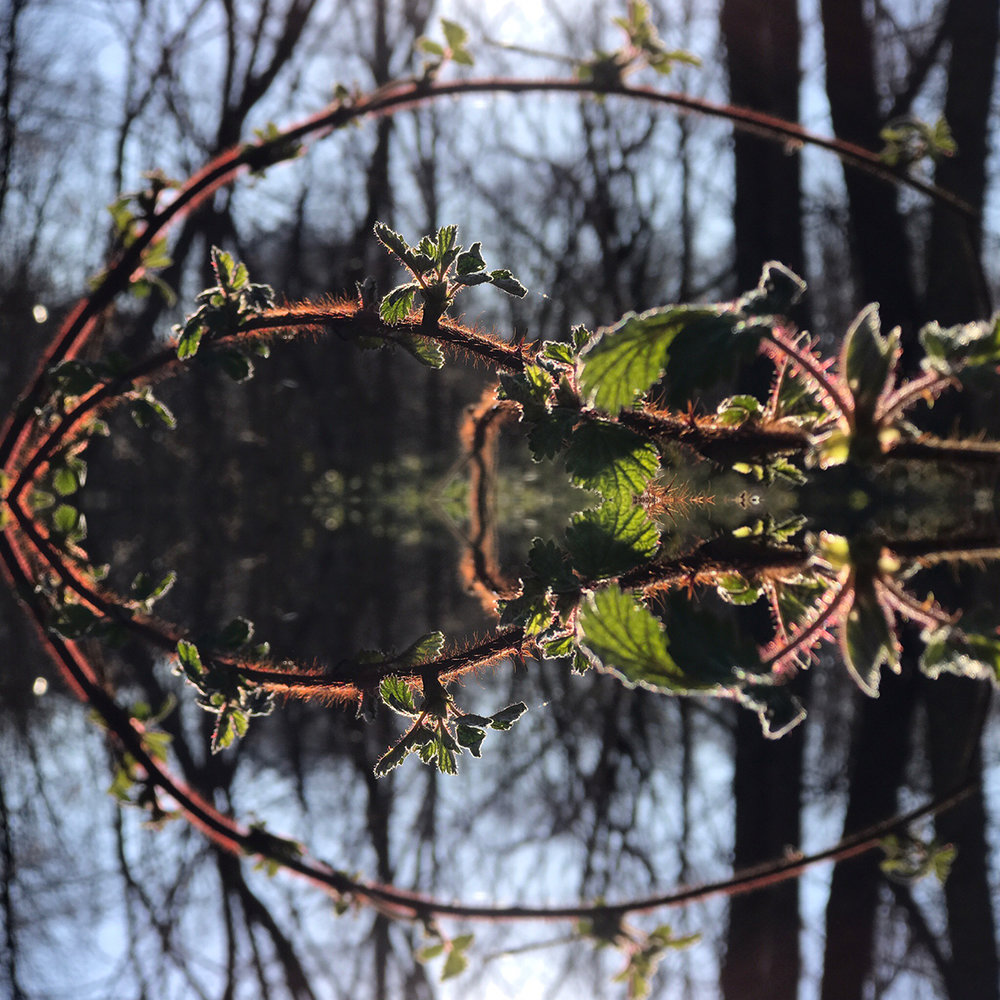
<box><xmin>0</xmin><ymin>73</ymin><xmax>972</xmax><ymax>477</ymax></box>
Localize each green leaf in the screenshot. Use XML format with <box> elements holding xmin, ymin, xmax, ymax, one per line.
<box><xmin>216</xmin><ymin>348</ymin><xmax>254</xmax><ymax>382</ymax></box>
<box><xmin>715</xmin><ymin>394</ymin><xmax>763</xmax><ymax>427</ymax></box>
<box><xmin>129</xmin><ymin>395</ymin><xmax>176</xmax><ymax>430</ymax></box>
<box><xmin>211</xmin><ymin>703</ymin><xmax>248</xmax><ymax>753</ymax></box>
<box><xmin>176</xmin><ymin>323</ymin><xmax>203</xmax><ymax>360</ymax></box>
<box><xmin>50</xmin><ymin>603</ymin><xmax>101</xmax><ymax>639</ymax></box>
<box><xmin>565</xmin><ymin>500</ymin><xmax>659</xmax><ymax>578</ymax></box>
<box><xmin>527</xmin><ymin>407</ymin><xmax>578</xmax><ymax>461</ymax></box>
<box><xmin>920</xmin><ymin>627</ymin><xmax>1000</xmax><ymax>684</ymax></box>
<box><xmin>130</xmin><ymin>570</ymin><xmax>176</xmax><ymax>605</ymax></box>
<box><xmin>218</xmin><ymin>617</ymin><xmax>254</xmax><ymax>650</ymax></box>
<box><xmin>441</xmin><ymin>947</ymin><xmax>468</xmax><ymax>981</ymax></box>
<box><xmin>577</xmin><ymin>586</ymin><xmax>682</xmax><ymax>689</ymax></box>
<box><xmin>380</xmin><ymin>283</ymin><xmax>419</xmax><ymax>323</ymax></box>
<box><xmin>840</xmin><ymin>303</ymin><xmax>898</xmax><ymax>417</ymax></box>
<box><xmin>397</xmin><ymin>333</ymin><xmax>445</xmax><ymax>369</ymax></box>
<box><xmin>564</xmin><ymin>422</ymin><xmax>659</xmax><ymax>502</ymax></box>
<box><xmin>737</xmin><ymin>261</ymin><xmax>807</xmax><ymax>317</ymax></box>
<box><xmin>374</xmin><ymin>738</ymin><xmax>412</xmax><ymax>776</ymax></box>
<box><xmin>53</xmin><ymin>464</ymin><xmax>82</xmax><ymax>497</ymax></box>
<box><xmin>919</xmin><ymin>314</ymin><xmax>1000</xmax><ymax>374</ymax></box>
<box><xmin>528</xmin><ymin>538</ymin><xmax>577</xmax><ymax>591</ymax></box>
<box><xmin>840</xmin><ymin>581</ymin><xmax>898</xmax><ymax>697</ymax></box>
<box><xmin>542</xmin><ymin>341</ymin><xmax>576</xmax><ymax>365</ymax></box>
<box><xmin>176</xmin><ymin>640</ymin><xmax>204</xmax><ymax>677</ymax></box>
<box><xmin>456</xmin><ymin>724</ymin><xmax>486</xmax><ymax>756</ymax></box>
<box><xmin>488</xmin><ymin>269</ymin><xmax>527</xmax><ymax>297</ymax></box>
<box><xmin>416</xmin><ymin>940</ymin><xmax>447</xmax><ymax>961</ymax></box>
<box><xmin>53</xmin><ymin>503</ymin><xmax>81</xmax><ymax>534</ymax></box>
<box><xmin>579</xmin><ymin>305</ymin><xmax>739</xmax><ymax>413</ymax></box>
<box><xmin>489</xmin><ymin>703</ymin><xmax>527</xmax><ymax>730</ymax></box>
<box><xmin>543</xmin><ymin>634</ymin><xmax>576</xmax><ymax>659</ymax></box>
<box><xmin>379</xmin><ymin>677</ymin><xmax>419</xmax><ymax>715</ymax></box>
<box><xmin>396</xmin><ymin>631</ymin><xmax>445</xmax><ymax>666</ymax></box>
<box><xmin>456</xmin><ymin>242</ymin><xmax>486</xmax><ymax>276</ymax></box>
<box><xmin>441</xmin><ymin>18</ymin><xmax>469</xmax><ymax>51</ymax></box>
<box><xmin>416</xmin><ymin>37</ymin><xmax>445</xmax><ymax>57</ymax></box>
<box><xmin>715</xmin><ymin>572</ymin><xmax>764</xmax><ymax>606</ymax></box>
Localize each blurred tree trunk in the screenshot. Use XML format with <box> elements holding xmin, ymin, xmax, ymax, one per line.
<box><xmin>920</xmin><ymin>5</ymin><xmax>1000</xmax><ymax>998</ymax></box>
<box><xmin>820</xmin><ymin>671</ymin><xmax>919</xmax><ymax>1000</ymax></box>
<box><xmin>721</xmin><ymin>710</ymin><xmax>805</xmax><ymax>1000</ymax></box>
<box><xmin>819</xmin><ymin>0</ymin><xmax>918</xmax><ymax>339</ymax></box>
<box><xmin>720</xmin><ymin>6</ymin><xmax>806</xmax><ymax>996</ymax></box>
<box><xmin>721</xmin><ymin>0</ymin><xmax>805</xmax><ymax>289</ymax></box>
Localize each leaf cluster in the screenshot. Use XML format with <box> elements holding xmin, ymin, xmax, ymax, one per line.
<box><xmin>374</xmin><ymin>665</ymin><xmax>527</xmax><ymax>777</ymax></box>
<box><xmin>174</xmin><ymin>247</ymin><xmax>275</xmax><ymax>369</ymax></box>
<box><xmin>375</xmin><ymin>222</ymin><xmax>526</xmax><ymax>333</ymax></box>
<box><xmin>174</xmin><ymin>623</ymin><xmax>274</xmax><ymax>753</ymax></box>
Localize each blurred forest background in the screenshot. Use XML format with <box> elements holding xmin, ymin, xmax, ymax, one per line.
<box><xmin>1</xmin><ymin>0</ymin><xmax>999</xmax><ymax>997</ymax></box>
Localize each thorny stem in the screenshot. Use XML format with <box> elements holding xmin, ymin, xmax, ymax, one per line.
<box><xmin>876</xmin><ymin>367</ymin><xmax>955</xmax><ymax>425</ymax></box>
<box><xmin>761</xmin><ymin>569</ymin><xmax>853</xmax><ymax>669</ymax></box>
<box><xmin>760</xmin><ymin>326</ymin><xmax>854</xmax><ymax>426</ymax></box>
<box><xmin>0</xmin><ymin>523</ymin><xmax>977</xmax><ymax>925</ymax></box>
<box><xmin>0</xmin><ymin>74</ymin><xmax>973</xmax><ymax>476</ymax></box>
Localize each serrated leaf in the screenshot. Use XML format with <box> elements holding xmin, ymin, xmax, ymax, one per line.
<box><xmin>527</xmin><ymin>407</ymin><xmax>578</xmax><ymax>461</ymax></box>
<box><xmin>919</xmin><ymin>314</ymin><xmax>1000</xmax><ymax>374</ymax></box>
<box><xmin>578</xmin><ymin>586</ymin><xmax>681</xmax><ymax>689</ymax></box>
<box><xmin>374</xmin><ymin>738</ymin><xmax>412</xmax><ymax>776</ymax></box>
<box><xmin>176</xmin><ymin>324</ymin><xmax>203</xmax><ymax>359</ymax></box>
<box><xmin>218</xmin><ymin>617</ymin><xmax>254</xmax><ymax>650</ymax></box>
<box><xmin>51</xmin><ymin>603</ymin><xmax>100</xmax><ymax>639</ymax></box>
<box><xmin>211</xmin><ymin>704</ymin><xmax>248</xmax><ymax>753</ymax></box>
<box><xmin>528</xmin><ymin>538</ymin><xmax>577</xmax><ymax>590</ymax></box>
<box><xmin>397</xmin><ymin>333</ymin><xmax>445</xmax><ymax>369</ymax></box>
<box><xmin>920</xmin><ymin>627</ymin><xmax>1000</xmax><ymax>684</ymax></box>
<box><xmin>454</xmin><ymin>271</ymin><xmax>491</xmax><ymax>286</ymax></box>
<box><xmin>542</xmin><ymin>341</ymin><xmax>576</xmax><ymax>365</ymax></box>
<box><xmin>216</xmin><ymin>348</ymin><xmax>254</xmax><ymax>382</ymax></box>
<box><xmin>840</xmin><ymin>303</ymin><xmax>898</xmax><ymax>417</ymax></box>
<box><xmin>176</xmin><ymin>639</ymin><xmax>204</xmax><ymax>676</ymax></box>
<box><xmin>840</xmin><ymin>581</ymin><xmax>897</xmax><ymax>697</ymax></box>
<box><xmin>456</xmin><ymin>724</ymin><xmax>486</xmax><ymax>756</ymax></box>
<box><xmin>131</xmin><ymin>570</ymin><xmax>176</xmax><ymax>605</ymax></box>
<box><xmin>488</xmin><ymin>269</ymin><xmax>527</xmax><ymax>297</ymax></box>
<box><xmin>579</xmin><ymin>305</ymin><xmax>739</xmax><ymax>413</ymax></box>
<box><xmin>564</xmin><ymin>422</ymin><xmax>659</xmax><ymax>502</ymax></box>
<box><xmin>565</xmin><ymin>500</ymin><xmax>659</xmax><ymax>578</ymax></box>
<box><xmin>716</xmin><ymin>394</ymin><xmax>763</xmax><ymax>427</ymax></box>
<box><xmin>737</xmin><ymin>261</ymin><xmax>807</xmax><ymax>317</ymax></box>
<box><xmin>380</xmin><ymin>283</ymin><xmax>419</xmax><ymax>323</ymax></box>
<box><xmin>397</xmin><ymin>631</ymin><xmax>445</xmax><ymax>666</ymax></box>
<box><xmin>456</xmin><ymin>241</ymin><xmax>486</xmax><ymax>275</ymax></box>
<box><xmin>543</xmin><ymin>634</ymin><xmax>576</xmax><ymax>658</ymax></box>
<box><xmin>716</xmin><ymin>572</ymin><xmax>764</xmax><ymax>605</ymax></box>
<box><xmin>489</xmin><ymin>703</ymin><xmax>527</xmax><ymax>730</ymax></box>
<box><xmin>379</xmin><ymin>677</ymin><xmax>419</xmax><ymax>714</ymax></box>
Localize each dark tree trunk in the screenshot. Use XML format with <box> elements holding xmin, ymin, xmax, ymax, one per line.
<box><xmin>721</xmin><ymin>709</ymin><xmax>805</xmax><ymax>1000</ymax></box>
<box><xmin>720</xmin><ymin>8</ymin><xmax>807</xmax><ymax>995</ymax></box>
<box><xmin>722</xmin><ymin>0</ymin><xmax>807</xmax><ymax>399</ymax></box>
<box><xmin>820</xmin><ymin>671</ymin><xmax>919</xmax><ymax>1000</ymax></box>
<box><xmin>819</xmin><ymin>0</ymin><xmax>919</xmax><ymax>338</ymax></box>
<box><xmin>920</xmin><ymin>6</ymin><xmax>1000</xmax><ymax>997</ymax></box>
<box><xmin>721</xmin><ymin>0</ymin><xmax>806</xmax><ymax>288</ymax></box>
